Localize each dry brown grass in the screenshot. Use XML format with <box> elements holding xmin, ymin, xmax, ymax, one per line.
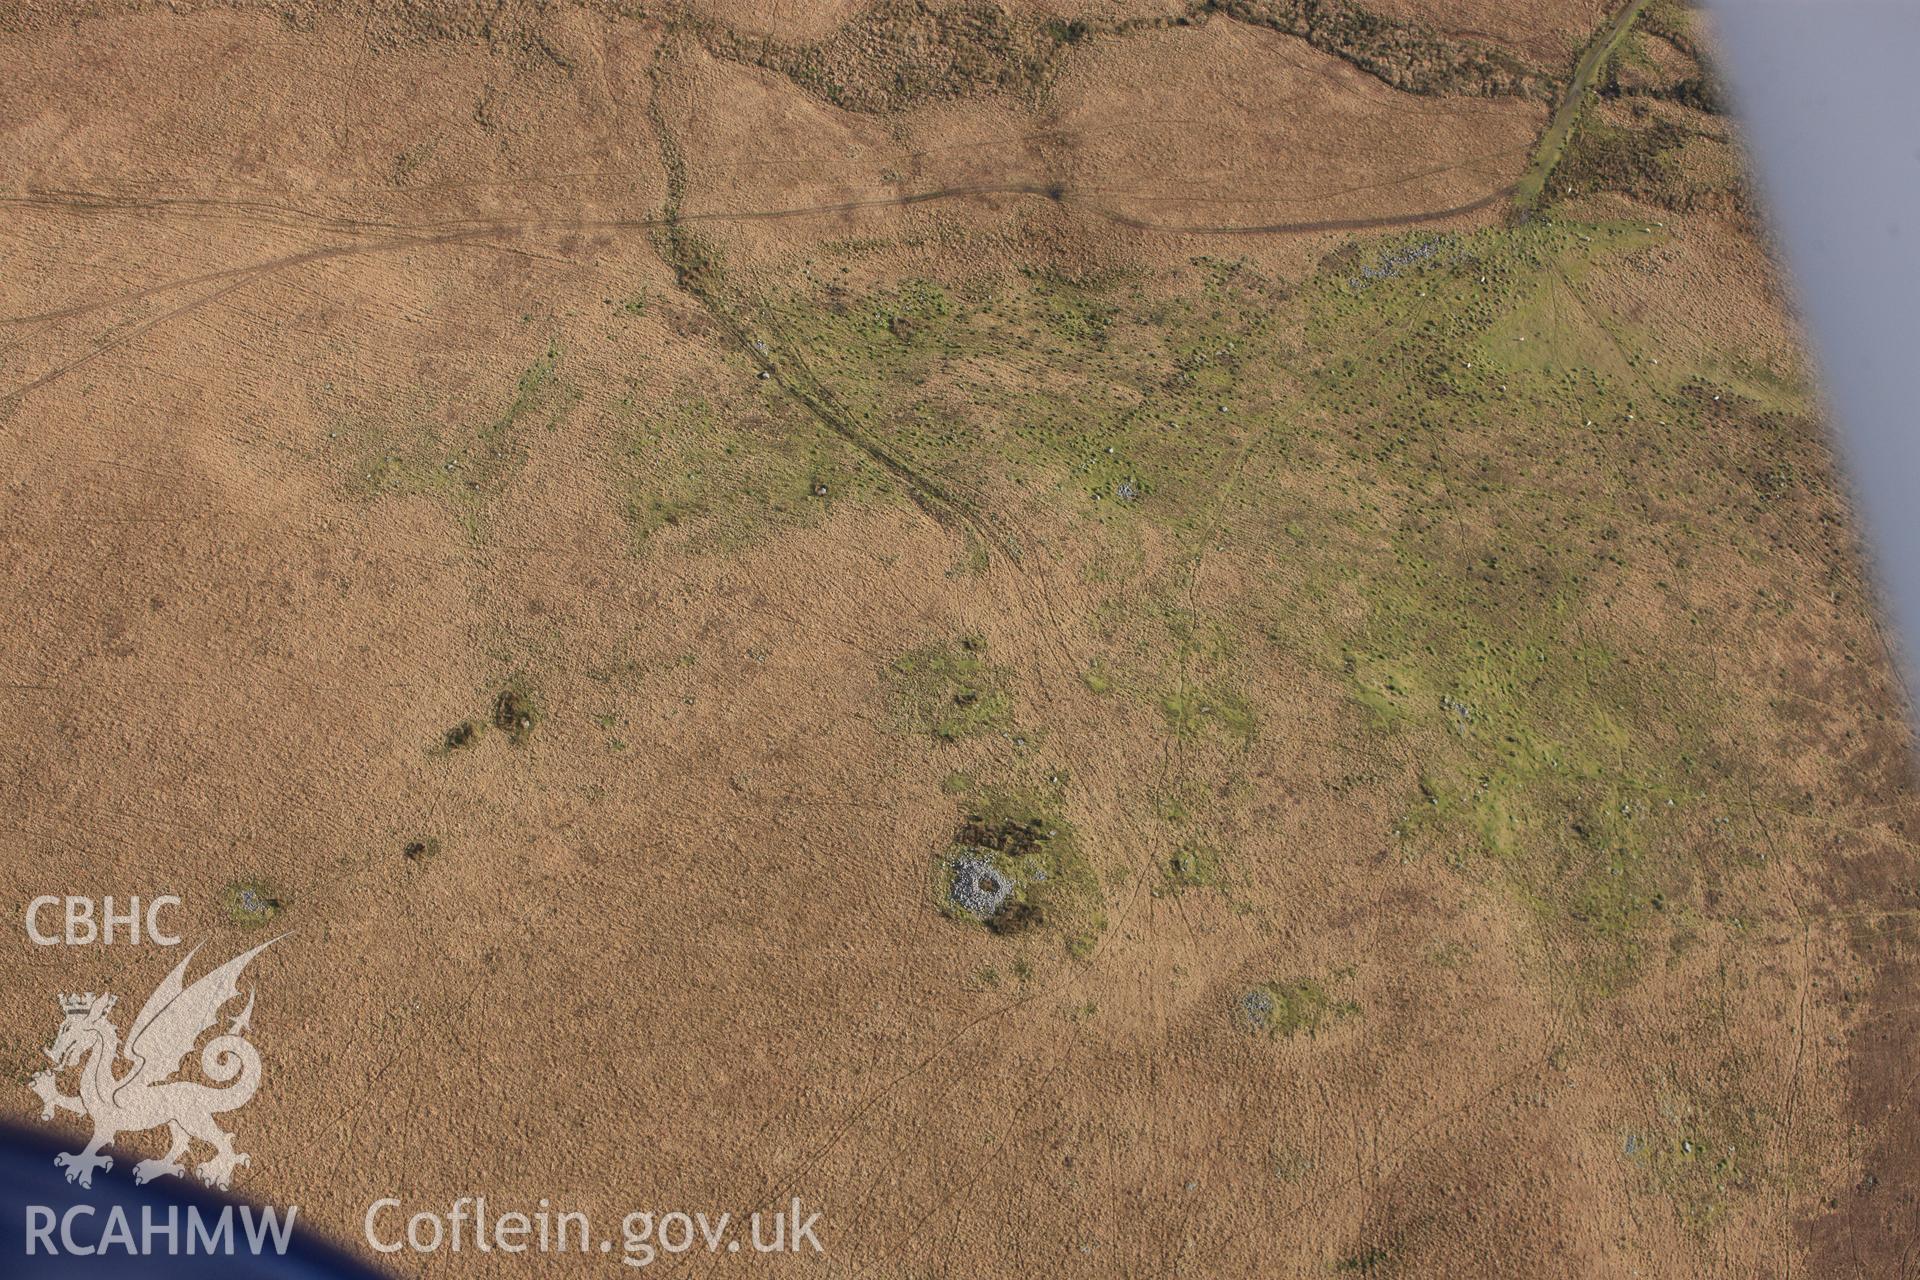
<box><xmin>0</xmin><ymin>3</ymin><xmax>1910</xmax><ymax>1277</ymax></box>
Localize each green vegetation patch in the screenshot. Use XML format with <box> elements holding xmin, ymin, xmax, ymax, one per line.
<box><xmin>342</xmin><ymin>343</ymin><xmax>578</xmax><ymax>540</ymax></box>
<box><xmin>1160</xmin><ymin>687</ymin><xmax>1256</xmax><ymax>743</ymax></box>
<box><xmin>622</xmin><ymin>386</ymin><xmax>877</xmax><ymax>552</ymax></box>
<box><xmin>223</xmin><ymin>880</ymin><xmax>285</xmax><ymax>928</ymax></box>
<box><xmin>1161</xmin><ymin>842</ymin><xmax>1225</xmax><ymax>893</ymax></box>
<box><xmin>890</xmin><ymin>636</ymin><xmax>1012</xmax><ymax>740</ymax></box>
<box><xmin>1233</xmin><ymin>976</ymin><xmax>1359</xmax><ymax>1039</ymax></box>
<box><xmin>629</xmin><ymin>209</ymin><xmax>1821</xmax><ymax>1013</ymax></box>
<box><xmin>760</xmin><ymin>258</ymin><xmax>1294</xmax><ymax>532</ymax></box>
<box><xmin>1151</xmin><ymin>602</ymin><xmax>1260</xmax><ymax>745</ymax></box>
<box><xmin>1280</xmin><ymin>219</ymin><xmax>1780</xmax><ymax>996</ymax></box>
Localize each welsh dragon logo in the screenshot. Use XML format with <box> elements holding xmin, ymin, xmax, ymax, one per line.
<box><xmin>28</xmin><ymin>939</ymin><xmax>277</xmax><ymax>1191</ymax></box>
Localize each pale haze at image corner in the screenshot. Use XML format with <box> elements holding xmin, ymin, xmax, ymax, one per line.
<box><xmin>1708</xmin><ymin>1</ymin><xmax>1920</xmax><ymax>682</ymax></box>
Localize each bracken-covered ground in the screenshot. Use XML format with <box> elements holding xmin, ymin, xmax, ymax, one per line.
<box><xmin>3</xmin><ymin>1</ymin><xmax>1915</xmax><ymax>1276</ymax></box>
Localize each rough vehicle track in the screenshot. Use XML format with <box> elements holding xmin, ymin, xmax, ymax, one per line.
<box><xmin>2</xmin><ymin>173</ymin><xmax>1521</xmax><ymax>407</ymax></box>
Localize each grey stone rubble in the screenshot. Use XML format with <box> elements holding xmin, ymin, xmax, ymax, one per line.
<box><xmin>1238</xmin><ymin>987</ymin><xmax>1276</xmax><ymax>1033</ymax></box>
<box><xmin>949</xmin><ymin>855</ymin><xmax>1013</xmax><ymax>917</ymax></box>
<box><xmin>1347</xmin><ymin>237</ymin><xmax>1452</xmax><ymax>291</ymax></box>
